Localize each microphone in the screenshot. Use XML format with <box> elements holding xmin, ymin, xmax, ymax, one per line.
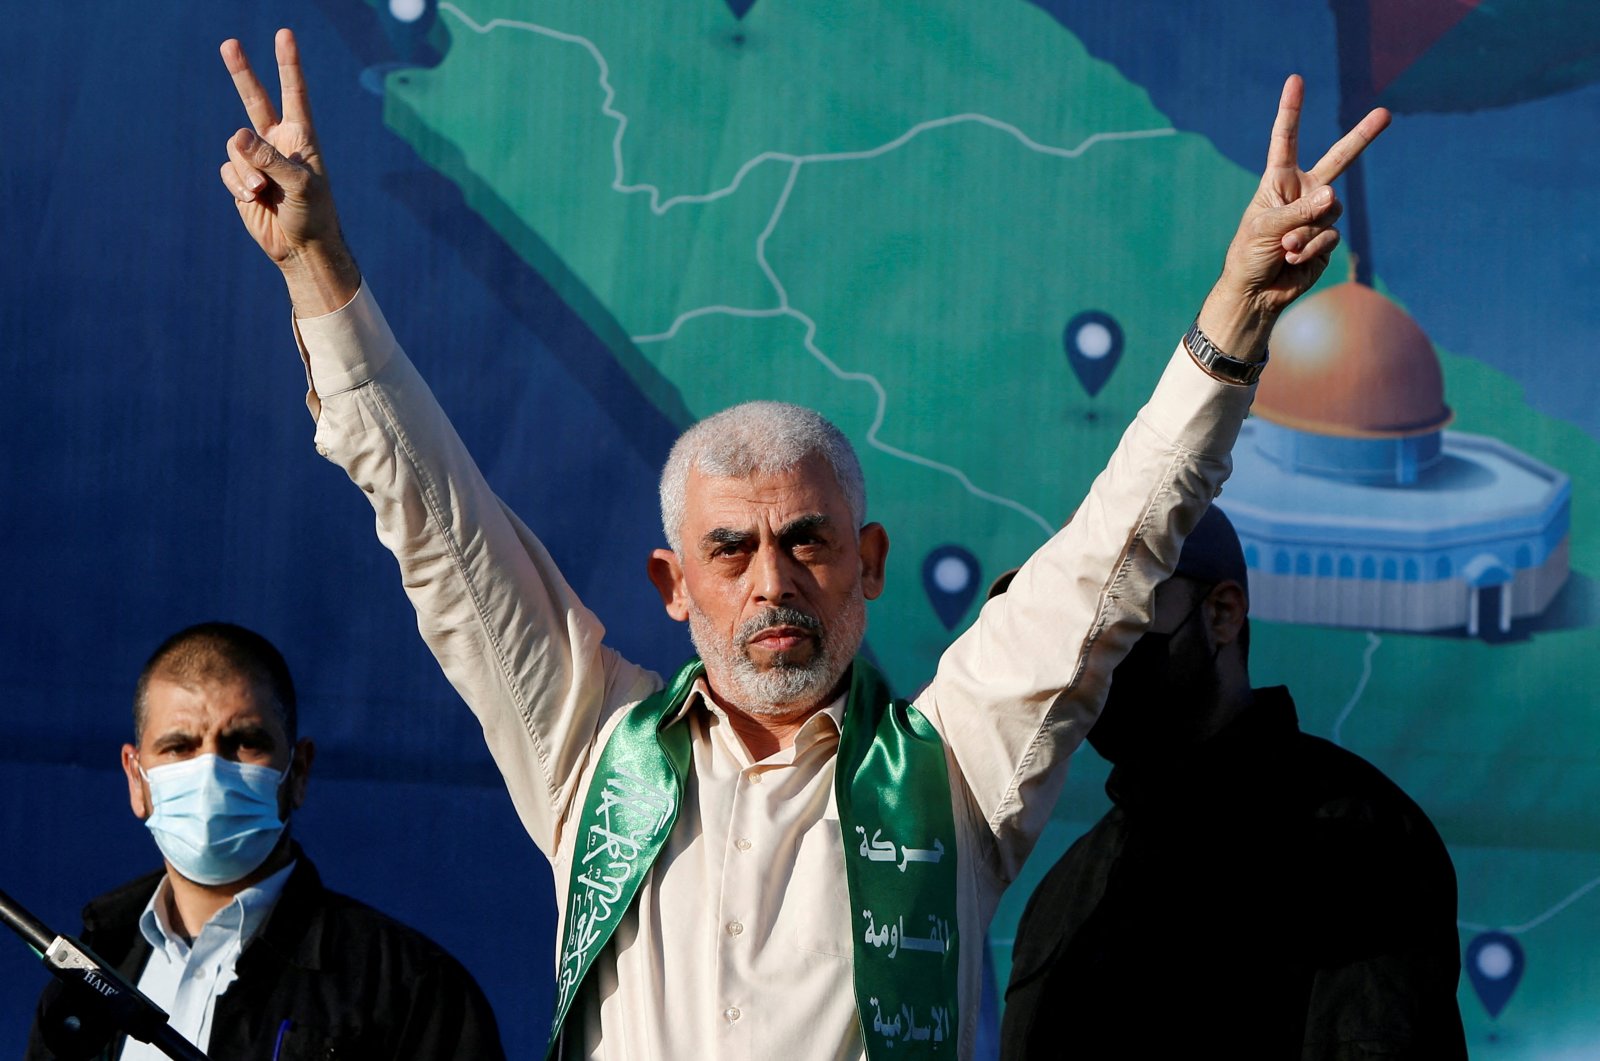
<box><xmin>0</xmin><ymin>886</ymin><xmax>210</xmax><ymax>1061</ymax></box>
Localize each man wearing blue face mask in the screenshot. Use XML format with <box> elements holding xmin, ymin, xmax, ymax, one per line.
<box><xmin>24</xmin><ymin>622</ymin><xmax>506</xmax><ymax>1061</ymax></box>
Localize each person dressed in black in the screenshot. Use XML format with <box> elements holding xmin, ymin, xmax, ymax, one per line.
<box><xmin>998</xmin><ymin>508</ymin><xmax>1467</xmax><ymax>1059</ymax></box>
<box><xmin>26</xmin><ymin>623</ymin><xmax>505</xmax><ymax>1061</ymax></box>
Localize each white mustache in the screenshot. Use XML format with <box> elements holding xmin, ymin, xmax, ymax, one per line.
<box><xmin>737</xmin><ymin>607</ymin><xmax>822</xmax><ymax>646</ymax></box>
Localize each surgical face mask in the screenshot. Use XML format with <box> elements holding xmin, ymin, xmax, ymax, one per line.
<box><xmin>138</xmin><ymin>754</ymin><xmax>291</xmax><ymax>886</ymax></box>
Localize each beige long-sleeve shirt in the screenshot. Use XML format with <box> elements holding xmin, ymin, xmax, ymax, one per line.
<box><xmin>294</xmin><ymin>285</ymin><xmax>1254</xmax><ymax>1060</ymax></box>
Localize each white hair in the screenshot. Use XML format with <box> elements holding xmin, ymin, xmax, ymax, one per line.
<box><xmin>659</xmin><ymin>401</ymin><xmax>867</xmax><ymax>552</ymax></box>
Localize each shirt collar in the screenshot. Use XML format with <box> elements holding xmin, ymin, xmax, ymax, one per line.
<box><xmin>681</xmin><ymin>676</ymin><xmax>847</xmax><ymax>755</ymax></box>
<box><xmin>138</xmin><ymin>859</ymin><xmax>297</xmax><ymax>957</ymax></box>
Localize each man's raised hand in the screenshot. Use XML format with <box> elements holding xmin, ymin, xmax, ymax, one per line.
<box><xmin>220</xmin><ymin>29</ymin><xmax>360</xmax><ymax>316</ymax></box>
<box><xmin>1199</xmin><ymin>76</ymin><xmax>1391</xmax><ymax>360</ymax></box>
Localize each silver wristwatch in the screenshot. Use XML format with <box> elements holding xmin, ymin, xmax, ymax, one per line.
<box><xmin>1183</xmin><ymin>320</ymin><xmax>1267</xmax><ymax>385</ymax></box>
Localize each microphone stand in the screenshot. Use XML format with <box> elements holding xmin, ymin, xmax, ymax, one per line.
<box><xmin>0</xmin><ymin>885</ymin><xmax>209</xmax><ymax>1061</ymax></box>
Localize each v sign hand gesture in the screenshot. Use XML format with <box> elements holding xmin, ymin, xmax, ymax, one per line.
<box><xmin>1197</xmin><ymin>76</ymin><xmax>1391</xmax><ymax>365</ymax></box>
<box><xmin>220</xmin><ymin>29</ymin><xmax>361</xmax><ymax>317</ymax></box>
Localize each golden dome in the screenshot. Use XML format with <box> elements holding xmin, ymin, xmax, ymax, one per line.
<box><xmin>1256</xmin><ymin>282</ymin><xmax>1452</xmax><ymax>438</ymax></box>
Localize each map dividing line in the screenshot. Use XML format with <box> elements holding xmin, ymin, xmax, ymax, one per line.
<box><xmin>760</xmin><ymin>164</ymin><xmax>1060</xmax><ymax>536</ymax></box>
<box><xmin>637</xmin><ymin>113</ymin><xmax>1170</xmax><ymax>535</ymax></box>
<box><xmin>616</xmin><ymin>116</ymin><xmax>1174</xmax><ymax>216</ymax></box>
<box><xmin>755</xmin><ymin>161</ymin><xmax>802</xmax><ymax>307</ymax></box>
<box><xmin>1329</xmin><ymin>631</ymin><xmax>1382</xmax><ymax>746</ymax></box>
<box><xmin>639</xmin><ymin>157</ymin><xmax>1060</xmax><ymax>536</ymax></box>
<box><xmin>439</xmin><ymin>3</ymin><xmax>1174</xmax><ymax>217</ymax></box>
<box><xmin>1461</xmin><ymin>873</ymin><xmax>1600</xmax><ymax>936</ymax></box>
<box><xmin>632</xmin><ymin>305</ymin><xmax>789</xmax><ymax>342</ymax></box>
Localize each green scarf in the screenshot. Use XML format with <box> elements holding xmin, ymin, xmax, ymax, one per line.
<box><xmin>548</xmin><ymin>657</ymin><xmax>960</xmax><ymax>1059</ymax></box>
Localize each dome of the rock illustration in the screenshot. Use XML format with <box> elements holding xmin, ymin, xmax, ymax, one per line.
<box><xmin>1256</xmin><ymin>281</ymin><xmax>1452</xmax><ymax>438</ymax></box>
<box><xmin>1216</xmin><ymin>277</ymin><xmax>1569</xmax><ymax>639</ymax></box>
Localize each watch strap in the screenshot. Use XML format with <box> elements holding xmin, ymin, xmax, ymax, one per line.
<box><xmin>1183</xmin><ymin>320</ymin><xmax>1266</xmax><ymax>386</ymax></box>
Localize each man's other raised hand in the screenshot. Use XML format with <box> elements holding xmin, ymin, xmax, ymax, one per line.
<box><xmin>1198</xmin><ymin>75</ymin><xmax>1391</xmax><ymax>362</ymax></box>
<box><xmin>220</xmin><ymin>29</ymin><xmax>360</xmax><ymax>317</ymax></box>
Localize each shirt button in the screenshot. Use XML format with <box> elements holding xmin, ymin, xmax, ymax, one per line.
<box><xmin>192</xmin><ymin>966</ymin><xmax>208</xmax><ymax>981</ymax></box>
<box><xmin>724</xmin><ymin>1006</ymin><xmax>742</xmax><ymax>1024</ymax></box>
<box><xmin>748</xmin><ymin>771</ymin><xmax>763</xmax><ymax>785</ymax></box>
<box><xmin>735</xmin><ymin>838</ymin><xmax>752</xmax><ymax>852</ymax></box>
<box><xmin>726</xmin><ymin>920</ymin><xmax>744</xmax><ymax>937</ymax></box>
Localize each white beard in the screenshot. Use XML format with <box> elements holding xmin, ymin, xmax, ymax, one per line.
<box><xmin>686</xmin><ymin>596</ymin><xmax>866</xmax><ymax>717</ymax></box>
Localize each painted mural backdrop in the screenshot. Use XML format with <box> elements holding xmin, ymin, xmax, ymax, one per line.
<box><xmin>4</xmin><ymin>2</ymin><xmax>1598</xmax><ymax>1056</ymax></box>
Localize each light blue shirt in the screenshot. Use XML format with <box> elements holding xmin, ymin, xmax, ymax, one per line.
<box><xmin>119</xmin><ymin>861</ymin><xmax>295</xmax><ymax>1061</ymax></box>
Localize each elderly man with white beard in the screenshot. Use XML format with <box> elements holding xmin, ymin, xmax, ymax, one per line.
<box><xmin>216</xmin><ymin>28</ymin><xmax>1389</xmax><ymax>1061</ymax></box>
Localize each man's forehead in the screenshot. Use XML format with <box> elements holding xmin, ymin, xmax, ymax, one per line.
<box><xmin>683</xmin><ymin>458</ymin><xmax>850</xmax><ymax>527</ymax></box>
<box><xmin>142</xmin><ymin>675</ymin><xmax>276</xmax><ymax>732</ymax></box>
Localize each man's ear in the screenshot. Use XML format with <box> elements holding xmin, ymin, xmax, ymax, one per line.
<box><xmin>858</xmin><ymin>523</ymin><xmax>890</xmax><ymax>601</ymax></box>
<box><xmin>648</xmin><ymin>548</ymin><xmax>690</xmax><ymax>622</ymax></box>
<box><xmin>285</xmin><ymin>738</ymin><xmax>315</xmax><ymax>815</ymax></box>
<box><xmin>1204</xmin><ymin>580</ymin><xmax>1248</xmax><ymax>647</ymax></box>
<box><xmin>122</xmin><ymin>744</ymin><xmax>150</xmax><ymax>821</ymax></box>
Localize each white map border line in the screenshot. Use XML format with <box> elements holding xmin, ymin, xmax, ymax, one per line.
<box><xmin>439</xmin><ymin>3</ymin><xmax>1174</xmax><ymax>216</ymax></box>
<box><xmin>1460</xmin><ymin>873</ymin><xmax>1600</xmax><ymax>937</ymax></box>
<box><xmin>756</xmin><ymin>161</ymin><xmax>1060</xmax><ymax>534</ymax></box>
<box><xmin>620</xmin><ymin>117</ymin><xmax>1176</xmax><ymax>216</ymax></box>
<box><xmin>1329</xmin><ymin>630</ymin><xmax>1381</xmax><ymax>746</ymax></box>
<box><xmin>437</xmin><ymin>1</ymin><xmax>1178</xmax><ymax>538</ymax></box>
<box><xmin>633</xmin><ymin>118</ymin><xmax>1175</xmax><ymax>340</ymax></box>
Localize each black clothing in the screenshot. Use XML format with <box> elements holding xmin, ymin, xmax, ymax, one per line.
<box><xmin>1001</xmin><ymin>688</ymin><xmax>1466</xmax><ymax>1060</ymax></box>
<box><xmin>25</xmin><ymin>850</ymin><xmax>506</xmax><ymax>1061</ymax></box>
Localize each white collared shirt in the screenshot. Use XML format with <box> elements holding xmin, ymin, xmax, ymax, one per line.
<box><xmin>120</xmin><ymin>861</ymin><xmax>295</xmax><ymax>1061</ymax></box>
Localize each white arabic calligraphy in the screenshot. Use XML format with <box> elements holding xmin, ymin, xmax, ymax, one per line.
<box><xmin>861</xmin><ymin>910</ymin><xmax>953</xmax><ymax>958</ymax></box>
<box><xmin>868</xmin><ymin>1000</ymin><xmax>949</xmax><ymax>1046</ymax></box>
<box><xmin>867</xmin><ymin>996</ymin><xmax>905</xmax><ymax>1041</ymax></box>
<box><xmin>555</xmin><ymin>770</ymin><xmax>678</xmax><ymax>1019</ymax></box>
<box><xmin>897</xmin><ymin>837</ymin><xmax>944</xmax><ymax>873</ymax></box>
<box><xmin>854</xmin><ymin>825</ymin><xmax>946</xmax><ymax>872</ymax></box>
<box><xmin>898</xmin><ymin>914</ymin><xmax>951</xmax><ymax>954</ymax></box>
<box><xmin>861</xmin><ymin>909</ymin><xmax>901</xmax><ymax>958</ymax></box>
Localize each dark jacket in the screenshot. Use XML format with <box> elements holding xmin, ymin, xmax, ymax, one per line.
<box><xmin>1001</xmin><ymin>688</ymin><xmax>1466</xmax><ymax>1060</ymax></box>
<box><xmin>26</xmin><ymin>849</ymin><xmax>506</xmax><ymax>1061</ymax></box>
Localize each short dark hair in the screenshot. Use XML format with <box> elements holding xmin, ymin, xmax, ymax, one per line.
<box><xmin>133</xmin><ymin>623</ymin><xmax>297</xmax><ymax>744</ymax></box>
